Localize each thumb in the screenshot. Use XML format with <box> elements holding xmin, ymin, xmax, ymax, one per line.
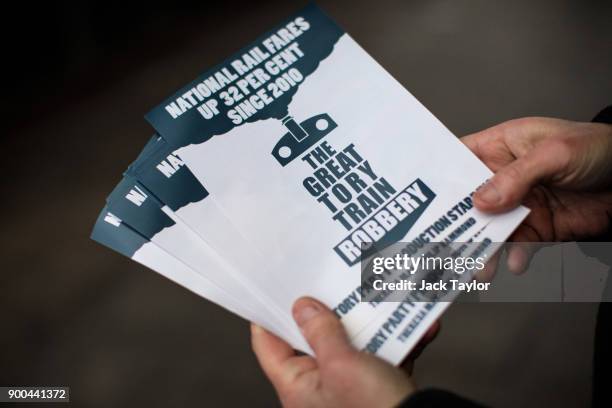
<box><xmin>292</xmin><ymin>297</ymin><xmax>355</xmax><ymax>363</ymax></box>
<box><xmin>474</xmin><ymin>148</ymin><xmax>564</xmax><ymax>213</ymax></box>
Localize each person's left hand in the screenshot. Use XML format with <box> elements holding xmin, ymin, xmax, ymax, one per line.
<box><xmin>251</xmin><ymin>297</ymin><xmax>438</xmax><ymax>408</ymax></box>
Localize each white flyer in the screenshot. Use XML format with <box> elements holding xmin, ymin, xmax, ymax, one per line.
<box><xmin>144</xmin><ymin>4</ymin><xmax>529</xmax><ymax>363</ymax></box>
<box><xmin>103</xmin><ymin>175</ymin><xmax>304</xmax><ymax>347</ymax></box>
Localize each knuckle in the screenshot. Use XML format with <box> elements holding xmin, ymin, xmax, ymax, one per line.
<box><xmin>495</xmin><ymin>165</ymin><xmax>525</xmax><ymax>205</ymax></box>
<box><xmin>503</xmin><ymin>164</ymin><xmax>523</xmax><ymax>182</ymax></box>
<box><xmin>503</xmin><ymin>117</ymin><xmax>539</xmax><ymax>131</ymax></box>
<box><xmin>305</xmin><ymin>315</ymin><xmax>341</xmax><ymax>343</ymax></box>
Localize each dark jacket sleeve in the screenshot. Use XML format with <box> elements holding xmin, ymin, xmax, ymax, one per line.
<box><xmin>398</xmin><ymin>389</ymin><xmax>485</xmax><ymax>408</ymax></box>
<box><xmin>591</xmin><ymin>105</ymin><xmax>612</xmax><ymax>408</ymax></box>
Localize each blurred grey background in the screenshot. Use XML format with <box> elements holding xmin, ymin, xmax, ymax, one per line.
<box><xmin>2</xmin><ymin>0</ymin><xmax>611</xmax><ymax>406</ymax></box>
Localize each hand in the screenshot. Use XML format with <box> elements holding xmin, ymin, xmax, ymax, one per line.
<box><xmin>462</xmin><ymin>117</ymin><xmax>612</xmax><ymax>273</ymax></box>
<box><xmin>251</xmin><ymin>297</ymin><xmax>438</xmax><ymax>408</ymax></box>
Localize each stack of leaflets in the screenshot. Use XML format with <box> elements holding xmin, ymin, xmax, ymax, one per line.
<box><xmin>92</xmin><ymin>4</ymin><xmax>527</xmax><ymax>364</ymax></box>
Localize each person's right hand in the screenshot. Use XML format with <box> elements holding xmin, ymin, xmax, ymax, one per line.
<box><xmin>461</xmin><ymin>117</ymin><xmax>612</xmax><ymax>273</ymax></box>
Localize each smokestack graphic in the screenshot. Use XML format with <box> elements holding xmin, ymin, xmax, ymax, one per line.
<box><xmin>272</xmin><ymin>113</ymin><xmax>338</xmax><ymax>166</ymax></box>
<box><xmin>282</xmin><ymin>116</ymin><xmax>308</xmax><ymax>142</ymax></box>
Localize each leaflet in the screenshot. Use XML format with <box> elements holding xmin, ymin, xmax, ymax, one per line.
<box><xmin>143</xmin><ymin>4</ymin><xmax>529</xmax><ymax>363</ymax></box>
<box><xmin>105</xmin><ymin>172</ymin><xmax>305</xmax><ymax>348</ymax></box>
<box><xmin>124</xmin><ymin>138</ymin><xmax>307</xmax><ymax>347</ymax></box>
<box><xmin>91</xmin><ymin>206</ymin><xmax>263</xmax><ymax>327</ymax></box>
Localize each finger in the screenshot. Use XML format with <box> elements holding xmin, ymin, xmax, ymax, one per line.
<box><xmin>475</xmin><ymin>250</ymin><xmax>501</xmax><ymax>282</ymax></box>
<box><xmin>506</xmin><ymin>227</ymin><xmax>542</xmax><ymax>275</ymax></box>
<box><xmin>517</xmin><ymin>189</ymin><xmax>555</xmax><ymax>242</ymax></box>
<box><xmin>421</xmin><ymin>320</ymin><xmax>441</xmax><ymax>347</ymax></box>
<box><xmin>411</xmin><ymin>319</ymin><xmax>441</xmax><ymax>354</ymax></box>
<box><xmin>460</xmin><ymin>133</ymin><xmax>483</xmax><ymax>159</ymax></box>
<box><xmin>460</xmin><ymin>122</ymin><xmax>508</xmax><ymax>161</ymax></box>
<box><xmin>251</xmin><ymin>324</ymin><xmax>319</xmax><ymax>394</ymax></box>
<box><xmin>251</xmin><ymin>323</ymin><xmax>296</xmax><ymax>387</ymax></box>
<box><xmin>400</xmin><ymin>359</ymin><xmax>414</xmax><ymax>375</ymax></box>
<box><xmin>473</xmin><ymin>145</ymin><xmax>567</xmax><ymax>213</ymax></box>
<box><xmin>292</xmin><ymin>297</ymin><xmax>355</xmax><ymax>364</ymax></box>
<box><xmin>506</xmin><ymin>243</ymin><xmax>535</xmax><ymax>275</ymax></box>
<box><xmin>401</xmin><ymin>320</ymin><xmax>441</xmax><ymax>373</ymax></box>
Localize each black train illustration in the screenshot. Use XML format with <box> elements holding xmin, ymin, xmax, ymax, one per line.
<box><xmin>272</xmin><ymin>113</ymin><xmax>338</xmax><ymax>166</ymax></box>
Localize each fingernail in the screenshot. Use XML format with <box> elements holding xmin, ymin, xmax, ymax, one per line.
<box><xmin>251</xmin><ymin>323</ymin><xmax>263</xmax><ymax>334</ymax></box>
<box><xmin>477</xmin><ymin>182</ymin><xmax>501</xmax><ymax>204</ymax></box>
<box><xmin>293</xmin><ymin>303</ymin><xmax>321</xmax><ymax>326</ymax></box>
